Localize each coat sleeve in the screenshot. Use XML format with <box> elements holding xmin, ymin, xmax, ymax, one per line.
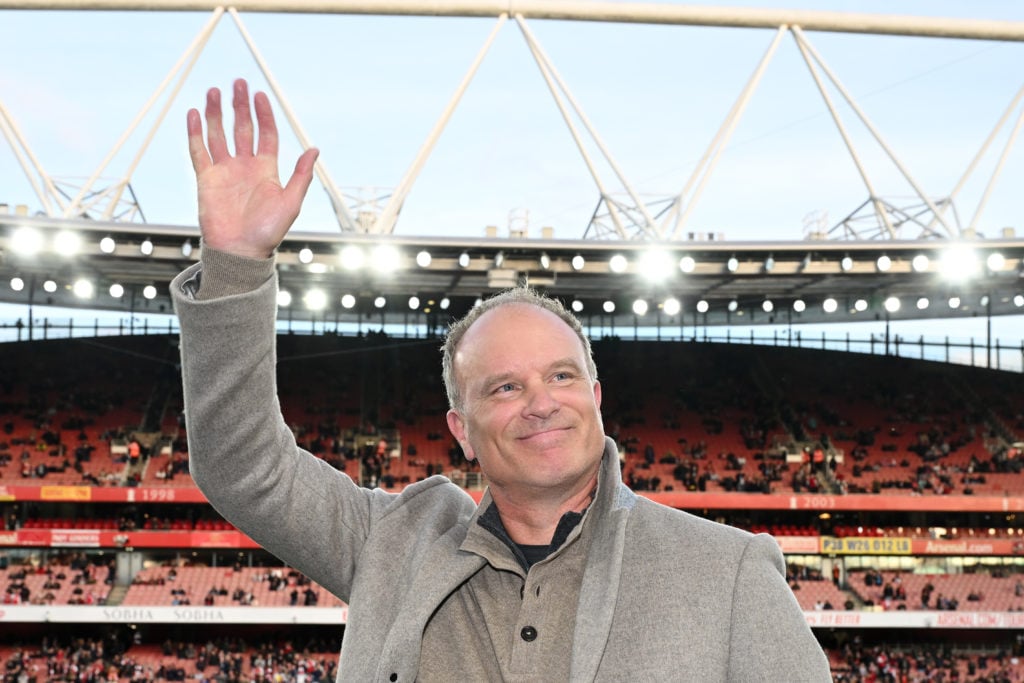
<box><xmin>171</xmin><ymin>260</ymin><xmax>392</xmax><ymax>602</ymax></box>
<box><xmin>727</xmin><ymin>533</ymin><xmax>832</xmax><ymax>682</ymax></box>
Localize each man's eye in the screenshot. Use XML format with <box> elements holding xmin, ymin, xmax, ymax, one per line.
<box><xmin>553</xmin><ymin>372</ymin><xmax>572</xmax><ymax>381</ymax></box>
<box><xmin>496</xmin><ymin>383</ymin><xmax>515</xmax><ymax>393</ymax></box>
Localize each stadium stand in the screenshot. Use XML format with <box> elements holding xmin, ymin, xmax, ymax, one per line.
<box><xmin>2</xmin><ymin>333</ymin><xmax>1024</xmax><ymax>680</ymax></box>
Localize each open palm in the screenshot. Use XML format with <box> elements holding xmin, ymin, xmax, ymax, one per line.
<box><xmin>187</xmin><ymin>79</ymin><xmax>318</xmax><ymax>259</ymax></box>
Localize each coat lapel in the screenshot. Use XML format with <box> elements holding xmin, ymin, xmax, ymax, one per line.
<box><xmin>571</xmin><ymin>444</ymin><xmax>637</xmax><ymax>682</ymax></box>
<box><xmin>377</xmin><ymin>524</ymin><xmax>486</xmax><ymax>677</ymax></box>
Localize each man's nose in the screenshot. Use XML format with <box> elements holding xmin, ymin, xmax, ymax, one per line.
<box><xmin>523</xmin><ymin>382</ymin><xmax>560</xmax><ymax>418</ymax></box>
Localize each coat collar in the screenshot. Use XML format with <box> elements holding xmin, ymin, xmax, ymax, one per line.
<box><xmin>570</xmin><ymin>437</ymin><xmax>636</xmax><ymax>681</ymax></box>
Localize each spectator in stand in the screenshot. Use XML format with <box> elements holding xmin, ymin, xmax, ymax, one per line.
<box><xmin>171</xmin><ymin>78</ymin><xmax>830</xmax><ymax>681</ymax></box>
<box><xmin>127</xmin><ymin>438</ymin><xmax>141</xmax><ymax>466</ymax></box>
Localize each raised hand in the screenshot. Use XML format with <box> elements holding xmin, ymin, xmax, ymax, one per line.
<box><xmin>186</xmin><ymin>78</ymin><xmax>319</xmax><ymax>259</ymax></box>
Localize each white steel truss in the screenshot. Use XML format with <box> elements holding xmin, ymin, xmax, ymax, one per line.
<box><xmin>2</xmin><ymin>1</ymin><xmax>1024</xmax><ymax>240</ymax></box>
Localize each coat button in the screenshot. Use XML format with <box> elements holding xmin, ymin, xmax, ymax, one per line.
<box><xmin>520</xmin><ymin>626</ymin><xmax>538</xmax><ymax>642</ymax></box>
<box><xmin>389</xmin><ymin>674</ymin><xmax>398</xmax><ymax>682</ymax></box>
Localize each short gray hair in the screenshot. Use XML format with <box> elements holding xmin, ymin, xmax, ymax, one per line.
<box><xmin>441</xmin><ymin>286</ymin><xmax>597</xmax><ymax>411</ymax></box>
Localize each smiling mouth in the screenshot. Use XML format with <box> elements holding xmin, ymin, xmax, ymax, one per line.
<box><xmin>518</xmin><ymin>426</ymin><xmax>571</xmax><ymax>441</ymax></box>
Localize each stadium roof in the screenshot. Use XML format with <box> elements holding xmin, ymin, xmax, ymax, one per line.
<box><xmin>2</xmin><ymin>214</ymin><xmax>1022</xmax><ymax>329</ymax></box>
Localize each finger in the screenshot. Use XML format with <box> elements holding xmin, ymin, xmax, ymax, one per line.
<box><xmin>204</xmin><ymin>87</ymin><xmax>230</xmax><ymax>163</ymax></box>
<box><xmin>186</xmin><ymin>108</ymin><xmax>212</xmax><ymax>175</ymax></box>
<box><xmin>253</xmin><ymin>91</ymin><xmax>279</xmax><ymax>160</ymax></box>
<box><xmin>232</xmin><ymin>78</ymin><xmax>255</xmax><ymax>157</ymax></box>
<box><xmin>283</xmin><ymin>147</ymin><xmax>320</xmax><ymax>207</ymax></box>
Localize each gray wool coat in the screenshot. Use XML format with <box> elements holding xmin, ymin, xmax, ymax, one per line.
<box><xmin>171</xmin><ymin>251</ymin><xmax>832</xmax><ymax>682</ymax></box>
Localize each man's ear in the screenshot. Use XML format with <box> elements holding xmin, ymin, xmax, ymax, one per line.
<box><xmin>446</xmin><ymin>409</ymin><xmax>476</xmax><ymax>461</ymax></box>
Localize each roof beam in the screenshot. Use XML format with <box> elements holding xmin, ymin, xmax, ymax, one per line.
<box><xmin>3</xmin><ymin>1</ymin><xmax>1024</xmax><ymax>42</ymax></box>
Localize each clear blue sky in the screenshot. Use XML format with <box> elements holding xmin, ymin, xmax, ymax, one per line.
<box><xmin>2</xmin><ymin>1</ymin><xmax>1024</xmax><ymax>365</ymax></box>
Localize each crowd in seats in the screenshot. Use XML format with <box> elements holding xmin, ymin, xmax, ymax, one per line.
<box><xmin>2</xmin><ymin>335</ymin><xmax>1023</xmax><ymax>498</ymax></box>
<box><xmin>141</xmin><ymin>447</ymin><xmax>192</xmax><ymax>488</ymax></box>
<box><xmin>0</xmin><ymin>634</ymin><xmax>341</xmax><ymax>682</ymax></box>
<box><xmin>846</xmin><ymin>569</ymin><xmax>1024</xmax><ymax>612</ymax></box>
<box><xmin>780</xmin><ymin>559</ymin><xmax>1024</xmax><ymax>615</ymax></box>
<box><xmin>3</xmin><ymin>631</ymin><xmax>1024</xmax><ymax>682</ymax></box>
<box><xmin>1</xmin><ymin>552</ymin><xmax>113</xmax><ymax>606</ymax></box>
<box><xmin>829</xmin><ymin>637</ymin><xmax>1024</xmax><ymax>682</ymax></box>
<box><xmin>123</xmin><ymin>564</ymin><xmax>345</xmax><ymax>608</ymax></box>
<box><xmin>0</xmin><ymin>337</ymin><xmax>174</xmax><ymax>488</ymax></box>
<box><xmin>786</xmin><ymin>564</ymin><xmax>855</xmax><ymax>611</ymax></box>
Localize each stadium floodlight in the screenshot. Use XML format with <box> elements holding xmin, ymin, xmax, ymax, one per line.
<box><xmin>875</xmin><ymin>255</ymin><xmax>892</xmax><ymax>272</ymax></box>
<box><xmin>695</xmin><ymin>299</ymin><xmax>709</xmax><ymax>313</ymax></box>
<box><xmin>678</xmin><ymin>255</ymin><xmax>696</xmax><ymax>274</ymax></box>
<box><xmin>639</xmin><ymin>249</ymin><xmax>673</xmax><ymax>282</ymax></box>
<box><xmin>142</xmin><ymin>285</ymin><xmax>157</xmax><ymax>300</ymax></box>
<box><xmin>602</xmin><ymin>300</ymin><xmax>616</xmax><ymax>313</ymax></box>
<box><xmin>1014</xmin><ymin>294</ymin><xmax>1024</xmax><ymax>307</ymax></box>
<box><xmin>374</xmin><ymin>296</ymin><xmax>387</xmax><ymax>309</ymax></box>
<box><xmin>662</xmin><ymin>297</ymin><xmax>681</xmax><ymax>316</ymax></box>
<box><xmin>792</xmin><ymin>299</ymin><xmax>806</xmax><ymax>313</ymax></box>
<box><xmin>762</xmin><ymin>299</ymin><xmax>774</xmax><ymax>313</ymax></box>
<box><xmin>948</xmin><ymin>296</ymin><xmax>961</xmax><ymax>309</ymax></box>
<box><xmin>840</xmin><ymin>255</ymin><xmax>854</xmax><ymax>272</ymax></box>
<box><xmin>608</xmin><ymin>254</ymin><xmax>628</xmax><ymax>274</ymax></box>
<box><xmin>458</xmin><ymin>252</ymin><xmax>471</xmax><ymax>268</ymax></box>
<box><xmin>140</xmin><ymin>239</ymin><xmax>154</xmax><ymax>256</ymax></box>
<box><xmin>339</xmin><ymin>245</ymin><xmax>365</xmax><ymax>271</ymax></box>
<box><xmin>276</xmin><ymin>290</ymin><xmax>292</xmax><ymax>307</ymax></box>
<box><xmin>109</xmin><ymin>283</ymin><xmax>124</xmax><ymax>299</ymax></box>
<box><xmin>939</xmin><ymin>244</ymin><xmax>980</xmax><ymax>282</ymax></box>
<box><xmin>632</xmin><ymin>299</ymin><xmax>649</xmax><ymax>316</ymax></box>
<box><xmin>11</xmin><ymin>226</ymin><xmax>44</xmax><ymax>256</ymax></box>
<box><xmin>54</xmin><ymin>230</ymin><xmax>82</xmax><ymax>257</ymax></box>
<box><xmin>727</xmin><ymin>299</ymin><xmax>738</xmax><ymax>312</ymax></box>
<box><xmin>726</xmin><ymin>256</ymin><xmax>739</xmax><ymax>272</ymax></box>
<box><xmin>571</xmin><ymin>254</ymin><xmax>586</xmax><ymax>271</ymax></box>
<box><xmin>298</xmin><ymin>247</ymin><xmax>314</xmax><ymax>264</ymax></box>
<box><xmin>303</xmin><ymin>288</ymin><xmax>327</xmax><ymax>310</ymax></box>
<box><xmin>986</xmin><ymin>252</ymin><xmax>1006</xmax><ymax>272</ymax></box>
<box><xmin>980</xmin><ymin>295</ymin><xmax>990</xmax><ymax>307</ymax></box>
<box><xmin>99</xmin><ymin>236</ymin><xmax>117</xmax><ymax>254</ymax></box>
<box><xmin>493</xmin><ymin>251</ymin><xmax>505</xmax><ymax>268</ymax></box>
<box><xmin>341</xmin><ymin>294</ymin><xmax>356</xmax><ymax>309</ymax></box>
<box><xmin>308</xmin><ymin>263</ymin><xmax>327</xmax><ymax>274</ymax></box>
<box><xmin>43</xmin><ymin>279</ymin><xmax>57</xmax><ymax>293</ymax></box>
<box><xmin>571</xmin><ymin>299</ymin><xmax>584</xmax><ymax>313</ymax></box>
<box><xmin>911</xmin><ymin>254</ymin><xmax>930</xmax><ymax>273</ymax></box>
<box><xmin>823</xmin><ymin>297</ymin><xmax>838</xmax><ymax>313</ymax></box>
<box><xmin>10</xmin><ymin>277</ymin><xmax>25</xmax><ymax>292</ymax></box>
<box><xmin>916</xmin><ymin>297</ymin><xmax>930</xmax><ymax>310</ymax></box>
<box><xmin>854</xmin><ymin>299</ymin><xmax>868</xmax><ymax>312</ymax></box>
<box><xmin>539</xmin><ymin>252</ymin><xmax>551</xmax><ymax>270</ymax></box>
<box><xmin>371</xmin><ymin>244</ymin><xmax>401</xmax><ymax>274</ymax></box>
<box><xmin>408</xmin><ymin>296</ymin><xmax>420</xmax><ymax>310</ymax></box>
<box><xmin>72</xmin><ymin>278</ymin><xmax>94</xmax><ymax>299</ymax></box>
<box><xmin>181</xmin><ymin>240</ymin><xmax>194</xmax><ymax>258</ymax></box>
<box><xmin>414</xmin><ymin>250</ymin><xmax>431</xmax><ymax>268</ymax></box>
<box><xmin>763</xmin><ymin>256</ymin><xmax>775</xmax><ymax>272</ymax></box>
<box><xmin>883</xmin><ymin>296</ymin><xmax>900</xmax><ymax>313</ymax></box>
